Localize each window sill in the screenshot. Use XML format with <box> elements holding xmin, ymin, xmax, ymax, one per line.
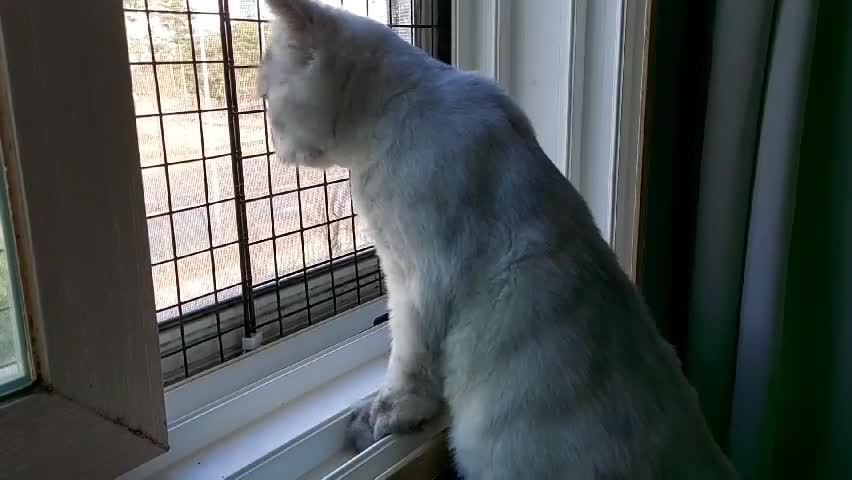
<box><xmin>236</xmin><ymin>395</ymin><xmax>449</xmax><ymax>480</ymax></box>
<box><xmin>163</xmin><ymin>355</ymin><xmax>388</xmax><ymax>479</ymax></box>
<box><xmin>0</xmin><ymin>392</ymin><xmax>166</xmax><ymax>479</ymax></box>
<box><xmin>120</xmin><ymin>298</ymin><xmax>449</xmax><ymax>480</ymax></box>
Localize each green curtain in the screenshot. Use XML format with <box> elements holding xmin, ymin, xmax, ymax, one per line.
<box><xmin>641</xmin><ymin>0</ymin><xmax>851</xmax><ymax>478</ymax></box>
<box><xmin>766</xmin><ymin>0</ymin><xmax>852</xmax><ymax>477</ymax></box>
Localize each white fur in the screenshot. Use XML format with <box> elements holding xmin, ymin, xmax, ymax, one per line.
<box><xmin>259</xmin><ymin>1</ymin><xmax>738</xmax><ymax>478</ymax></box>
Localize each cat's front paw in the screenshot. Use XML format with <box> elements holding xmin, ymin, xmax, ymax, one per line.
<box><xmin>370</xmin><ymin>387</ymin><xmax>440</xmax><ymax>442</ymax></box>
<box><xmin>344</xmin><ymin>388</ymin><xmax>440</xmax><ymax>453</ymax></box>
<box><xmin>345</xmin><ymin>395</ymin><xmax>378</xmax><ymax>453</ymax></box>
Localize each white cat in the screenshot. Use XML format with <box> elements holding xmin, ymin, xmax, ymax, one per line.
<box><xmin>258</xmin><ymin>1</ymin><xmax>738</xmax><ymax>478</ymax></box>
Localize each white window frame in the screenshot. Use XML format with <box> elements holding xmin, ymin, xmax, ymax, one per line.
<box><xmin>121</xmin><ymin>2</ymin><xmax>651</xmax><ymax>479</ymax></box>
<box><xmin>0</xmin><ymin>1</ymin><xmax>650</xmax><ymax>478</ymax></box>
<box><xmin>453</xmin><ymin>0</ymin><xmax>650</xmax><ymax>278</ymax></box>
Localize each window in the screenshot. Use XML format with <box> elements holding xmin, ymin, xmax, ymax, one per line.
<box><xmin>0</xmin><ymin>149</ymin><xmax>30</xmax><ymax>397</ymax></box>
<box><xmin>0</xmin><ymin>0</ymin><xmax>648</xmax><ymax>477</ymax></box>
<box><xmin>126</xmin><ymin>1</ymin><xmax>650</xmax><ymax>477</ymax></box>
<box><xmin>122</xmin><ymin>0</ymin><xmax>451</xmax><ymax>385</ymax></box>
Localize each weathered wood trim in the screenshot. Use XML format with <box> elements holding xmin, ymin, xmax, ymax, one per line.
<box><xmin>0</xmin><ymin>393</ymin><xmax>165</xmax><ymax>480</ymax></box>
<box><xmin>0</xmin><ymin>1</ymin><xmax>168</xmax><ymax>476</ymax></box>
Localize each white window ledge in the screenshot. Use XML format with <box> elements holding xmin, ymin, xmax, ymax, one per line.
<box><xmin>120</xmin><ymin>298</ymin><xmax>449</xmax><ymax>480</ymax></box>
<box><xmin>165</xmin><ymin>355</ymin><xmax>388</xmax><ymax>480</ymax></box>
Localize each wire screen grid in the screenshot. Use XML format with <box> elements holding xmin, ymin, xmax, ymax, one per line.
<box><xmin>123</xmin><ymin>0</ymin><xmax>450</xmax><ymax>385</ymax></box>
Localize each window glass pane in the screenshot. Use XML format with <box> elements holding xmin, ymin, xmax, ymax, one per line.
<box><xmin>0</xmin><ymin>166</ymin><xmax>30</xmax><ymax>396</ymax></box>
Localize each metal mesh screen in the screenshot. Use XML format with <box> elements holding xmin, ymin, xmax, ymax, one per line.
<box><xmin>123</xmin><ymin>0</ymin><xmax>450</xmax><ymax>385</ymax></box>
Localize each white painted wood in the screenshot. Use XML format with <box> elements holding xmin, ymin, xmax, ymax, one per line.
<box><xmin>374</xmin><ymin>431</ymin><xmax>450</xmax><ymax>480</ymax></box>
<box><xmin>190</xmin><ymin>357</ymin><xmax>387</xmax><ymax>480</ymax></box>
<box><xmin>300</xmin><ymin>451</ymin><xmax>356</xmax><ymax>480</ymax></box>
<box><xmin>232</xmin><ymin>412</ymin><xmax>448</xmax><ymax>480</ymax></box>
<box><xmin>227</xmin><ymin>376</ymin><xmax>450</xmax><ymax>480</ymax></box>
<box><xmin>121</xmin><ymin>325</ymin><xmax>390</xmax><ymax>479</ymax></box>
<box><xmin>570</xmin><ymin>0</ymin><xmax>627</xmax><ymax>239</ymax></box>
<box><xmin>233</xmin><ymin>411</ymin><xmax>356</xmax><ymax>480</ymax></box>
<box><xmin>567</xmin><ymin>0</ymin><xmax>589</xmax><ymax>187</ymax></box>
<box><xmin>123</xmin><ymin>316</ymin><xmax>447</xmax><ymax>480</ymax></box>
<box><xmin>451</xmin><ymin>0</ymin><xmax>501</xmax><ymax>80</ymax></box>
<box><xmin>318</xmin><ymin>416</ymin><xmax>449</xmax><ymax>480</ymax></box>
<box><xmin>612</xmin><ymin>0</ymin><xmax>652</xmax><ymax>277</ymax></box>
<box><xmin>453</xmin><ymin>0</ymin><xmax>573</xmax><ymax>173</ymax></box>
<box><xmin>499</xmin><ymin>0</ymin><xmax>574</xmax><ymax>175</ymax></box>
<box><xmin>167</xmin><ymin>356</ymin><xmax>387</xmax><ymax>480</ymax></box>
<box><xmin>454</xmin><ymin>0</ymin><xmax>637</xmax><ymax>244</ymax></box>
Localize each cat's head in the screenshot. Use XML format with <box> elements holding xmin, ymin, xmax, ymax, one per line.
<box><xmin>259</xmin><ymin>0</ymin><xmax>397</xmax><ymax>169</ymax></box>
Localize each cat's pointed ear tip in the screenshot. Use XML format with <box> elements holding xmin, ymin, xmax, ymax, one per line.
<box><xmin>265</xmin><ymin>0</ymin><xmax>317</xmax><ymax>19</ymax></box>
<box><xmin>266</xmin><ymin>0</ymin><xmax>326</xmax><ymax>33</ymax></box>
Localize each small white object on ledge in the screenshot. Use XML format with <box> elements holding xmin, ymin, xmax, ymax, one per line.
<box><xmin>243</xmin><ymin>332</ymin><xmax>264</xmax><ymax>352</ymax></box>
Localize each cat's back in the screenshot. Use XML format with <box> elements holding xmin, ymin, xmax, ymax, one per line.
<box><xmin>372</xmin><ymin>56</ymin><xmax>737</xmax><ymax>480</ymax></box>
<box><xmin>418</xmin><ymin>68</ymin><xmax>737</xmax><ymax>480</ymax></box>
<box><xmin>385</xmin><ymin>58</ymin><xmax>538</xmax><ymax>147</ymax></box>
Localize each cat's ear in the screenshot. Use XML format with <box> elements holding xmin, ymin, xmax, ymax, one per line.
<box><xmin>266</xmin><ymin>0</ymin><xmax>322</xmax><ymax>34</ymax></box>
